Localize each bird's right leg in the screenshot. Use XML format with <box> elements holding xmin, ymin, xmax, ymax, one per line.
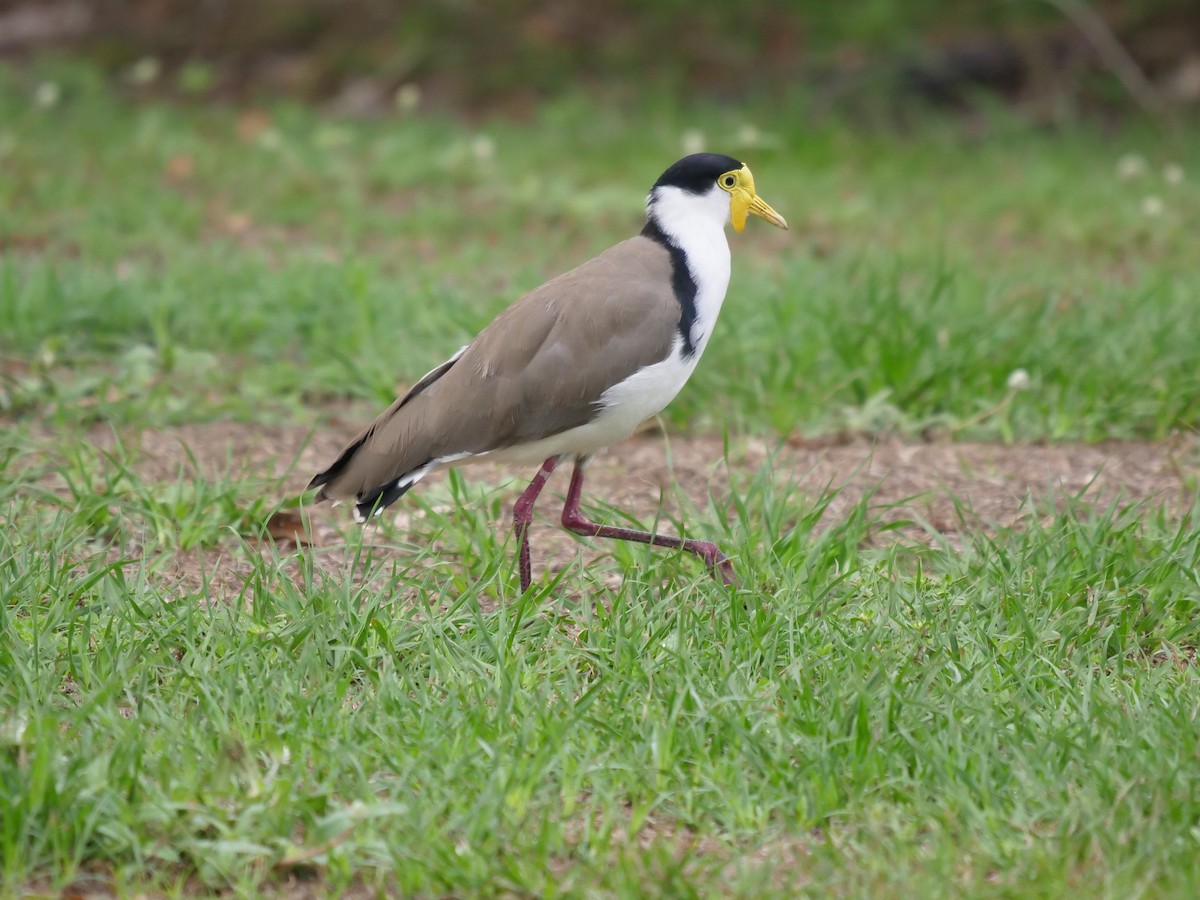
<box><xmin>559</xmin><ymin>458</ymin><xmax>736</xmax><ymax>586</ymax></box>
<box><xmin>512</xmin><ymin>456</ymin><xmax>560</xmax><ymax>592</ymax></box>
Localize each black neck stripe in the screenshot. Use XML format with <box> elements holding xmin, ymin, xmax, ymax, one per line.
<box><xmin>642</xmin><ymin>219</ymin><xmax>699</xmax><ymax>359</ymax></box>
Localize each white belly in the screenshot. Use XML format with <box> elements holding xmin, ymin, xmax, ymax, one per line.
<box><xmin>479</xmin><ymin>341</ymin><xmax>699</xmax><ymax>466</ymax></box>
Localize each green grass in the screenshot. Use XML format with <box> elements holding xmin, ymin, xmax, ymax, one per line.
<box><xmin>3</xmin><ymin>61</ymin><xmax>1200</xmax><ymax>438</ymax></box>
<box><xmin>3</xmin><ymin>447</ymin><xmax>1200</xmax><ymax>896</ymax></box>
<box><xmin>3</xmin><ymin>62</ymin><xmax>1200</xmax><ymax>895</ymax></box>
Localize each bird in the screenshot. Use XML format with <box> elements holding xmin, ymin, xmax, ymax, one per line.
<box><xmin>308</xmin><ymin>153</ymin><xmax>787</xmax><ymax>592</ymax></box>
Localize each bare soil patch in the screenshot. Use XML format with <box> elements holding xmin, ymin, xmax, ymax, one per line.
<box><xmin>64</xmin><ymin>421</ymin><xmax>1200</xmax><ymax>603</ymax></box>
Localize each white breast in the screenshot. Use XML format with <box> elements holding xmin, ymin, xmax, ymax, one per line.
<box><xmin>647</xmin><ymin>184</ymin><xmax>733</xmax><ymax>356</ymax></box>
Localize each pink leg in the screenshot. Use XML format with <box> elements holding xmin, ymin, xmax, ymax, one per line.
<box><xmin>512</xmin><ymin>456</ymin><xmax>559</xmax><ymax>592</ymax></box>
<box><xmin>559</xmin><ymin>459</ymin><xmax>735</xmax><ymax>586</ymax></box>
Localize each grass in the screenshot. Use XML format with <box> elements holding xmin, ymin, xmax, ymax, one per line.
<box><xmin>3</xmin><ymin>61</ymin><xmax>1200</xmax><ymax>895</ymax></box>
<box><xmin>3</xmin><ymin>60</ymin><xmax>1200</xmax><ymax>438</ymax></box>
<box><xmin>4</xmin><ymin>454</ymin><xmax>1200</xmax><ymax>896</ymax></box>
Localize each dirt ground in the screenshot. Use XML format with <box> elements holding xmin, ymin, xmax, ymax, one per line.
<box><xmin>77</xmin><ymin>421</ymin><xmax>1200</xmax><ymax>603</ymax></box>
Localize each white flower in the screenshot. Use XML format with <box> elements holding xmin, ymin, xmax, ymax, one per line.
<box><xmin>256</xmin><ymin>128</ymin><xmax>283</xmax><ymax>151</ymax></box>
<box><xmin>0</xmin><ymin>713</ymin><xmax>27</xmax><ymax>745</ymax></box>
<box><xmin>1163</xmin><ymin>163</ymin><xmax>1185</xmax><ymax>185</ymax></box>
<box><xmin>394</xmin><ymin>83</ymin><xmax>421</xmax><ymax>113</ymax></box>
<box><xmin>681</xmin><ymin>128</ymin><xmax>705</xmax><ymax>155</ymax></box>
<box><xmin>737</xmin><ymin>124</ymin><xmax>761</xmax><ymax>146</ymax></box>
<box><xmin>1116</xmin><ymin>154</ymin><xmax>1147</xmax><ymax>180</ymax></box>
<box><xmin>1141</xmin><ymin>195</ymin><xmax>1164</xmax><ymax>217</ymax></box>
<box><xmin>1006</xmin><ymin>368</ymin><xmax>1031</xmax><ymax>391</ymax></box>
<box><xmin>127</xmin><ymin>57</ymin><xmax>161</xmax><ymax>85</ymax></box>
<box><xmin>471</xmin><ymin>134</ymin><xmax>495</xmax><ymax>163</ymax></box>
<box><xmin>34</xmin><ymin>82</ymin><xmax>60</xmax><ymax>109</ymax></box>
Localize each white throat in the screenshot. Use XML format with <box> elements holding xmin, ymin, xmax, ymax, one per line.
<box><xmin>645</xmin><ymin>184</ymin><xmax>733</xmax><ymax>358</ymax></box>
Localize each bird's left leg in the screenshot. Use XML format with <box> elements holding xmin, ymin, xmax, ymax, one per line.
<box><xmin>559</xmin><ymin>457</ymin><xmax>735</xmax><ymax>586</ymax></box>
<box><xmin>512</xmin><ymin>456</ymin><xmax>559</xmax><ymax>592</ymax></box>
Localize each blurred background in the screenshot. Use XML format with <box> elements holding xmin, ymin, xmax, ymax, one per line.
<box><xmin>2</xmin><ymin>0</ymin><xmax>1198</xmax><ymax>121</ymax></box>
<box><xmin>2</xmin><ymin>2</ymin><xmax>1198</xmax><ymax>439</ymax></box>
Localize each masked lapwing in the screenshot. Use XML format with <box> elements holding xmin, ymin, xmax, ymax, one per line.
<box><xmin>309</xmin><ymin>153</ymin><xmax>787</xmax><ymax>591</ymax></box>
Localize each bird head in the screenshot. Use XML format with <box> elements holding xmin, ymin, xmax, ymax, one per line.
<box><xmin>648</xmin><ymin>153</ymin><xmax>788</xmax><ymax>234</ymax></box>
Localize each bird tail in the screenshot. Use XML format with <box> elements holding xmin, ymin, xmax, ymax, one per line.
<box><xmin>308</xmin><ymin>340</ymin><xmax>488</xmax><ymax>523</ymax></box>
<box><xmin>307</xmin><ymin>426</ymin><xmax>437</xmax><ymax>523</ymax></box>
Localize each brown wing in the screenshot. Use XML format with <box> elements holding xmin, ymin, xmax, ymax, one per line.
<box><xmin>311</xmin><ymin>235</ymin><xmax>681</xmax><ymax>505</ymax></box>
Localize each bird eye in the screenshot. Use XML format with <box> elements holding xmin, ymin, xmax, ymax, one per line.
<box><xmin>720</xmin><ymin>174</ymin><xmax>737</xmax><ymax>189</ymax></box>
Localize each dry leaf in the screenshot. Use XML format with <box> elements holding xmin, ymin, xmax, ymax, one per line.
<box><xmin>222</xmin><ymin>211</ymin><xmax>253</xmax><ymax>235</ymax></box>
<box><xmin>266</xmin><ymin>509</ymin><xmax>312</xmax><ymax>547</ymax></box>
<box><xmin>164</xmin><ymin>153</ymin><xmax>194</xmax><ymax>182</ymax></box>
<box><xmin>236</xmin><ymin>109</ymin><xmax>271</xmax><ymax>143</ymax></box>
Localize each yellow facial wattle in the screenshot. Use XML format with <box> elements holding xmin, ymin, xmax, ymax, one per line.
<box><xmin>721</xmin><ymin>165</ymin><xmax>788</xmax><ymax>233</ymax></box>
